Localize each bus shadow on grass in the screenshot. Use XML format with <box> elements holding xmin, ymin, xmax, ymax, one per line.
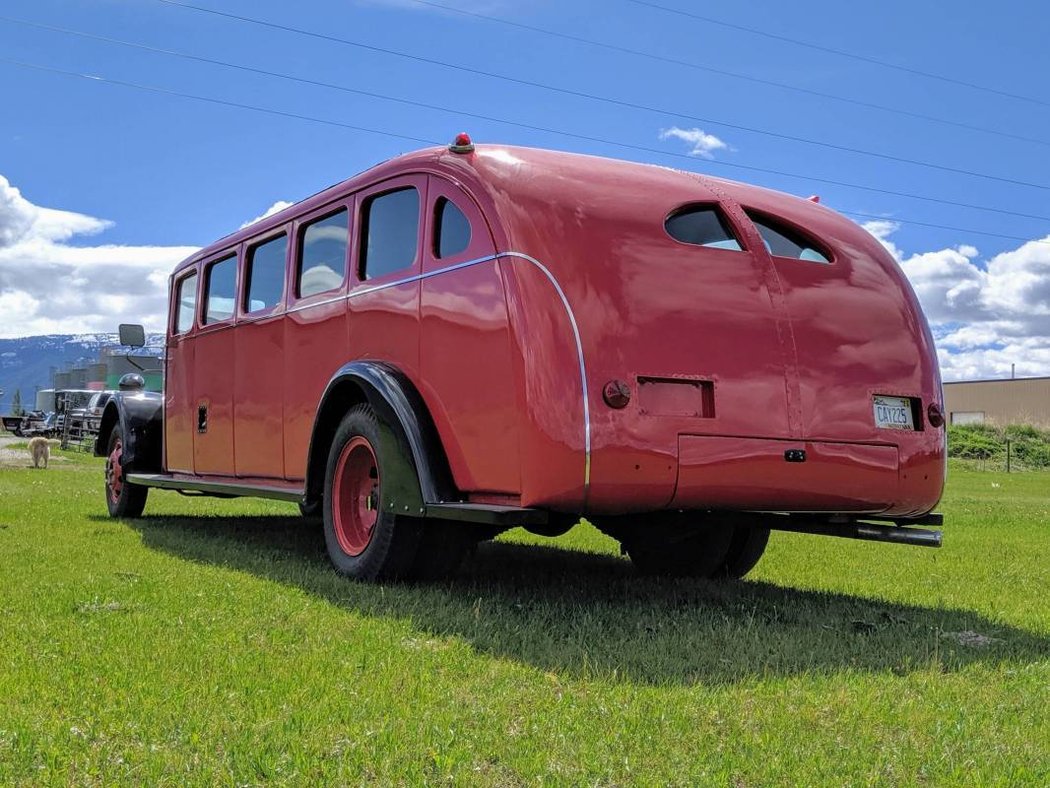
<box><xmin>116</xmin><ymin>513</ymin><xmax>1050</xmax><ymax>685</ymax></box>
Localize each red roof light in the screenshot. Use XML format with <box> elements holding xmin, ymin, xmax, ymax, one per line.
<box><xmin>449</xmin><ymin>132</ymin><xmax>475</xmax><ymax>154</ymax></box>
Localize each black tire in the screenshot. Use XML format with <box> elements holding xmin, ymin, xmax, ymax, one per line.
<box><xmin>105</xmin><ymin>427</ymin><xmax>148</xmax><ymax>518</ymax></box>
<box><xmin>620</xmin><ymin>513</ymin><xmax>734</xmax><ymax>578</ymax></box>
<box><xmin>322</xmin><ymin>404</ymin><xmax>423</xmax><ymax>581</ymax></box>
<box><xmin>716</xmin><ymin>525</ymin><xmax>770</xmax><ymax>579</ymax></box>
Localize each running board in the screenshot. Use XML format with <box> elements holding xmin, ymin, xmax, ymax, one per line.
<box><xmin>424</xmin><ymin>502</ymin><xmax>548</xmax><ymax>526</ymax></box>
<box><xmin>126</xmin><ymin>474</ymin><xmax>304</xmax><ymax>503</ymax></box>
<box><xmin>125</xmin><ymin>473</ymin><xmax>549</xmax><ymax>525</ymax></box>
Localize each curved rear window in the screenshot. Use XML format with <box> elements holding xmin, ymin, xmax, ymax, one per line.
<box><xmin>748</xmin><ymin>212</ymin><xmax>831</xmax><ymax>263</ymax></box>
<box><xmin>665</xmin><ymin>205</ymin><xmax>742</xmax><ymax>251</ymax></box>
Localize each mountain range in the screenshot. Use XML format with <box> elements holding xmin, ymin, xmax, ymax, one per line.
<box><xmin>0</xmin><ymin>334</ymin><xmax>164</xmax><ymax>414</ymax></box>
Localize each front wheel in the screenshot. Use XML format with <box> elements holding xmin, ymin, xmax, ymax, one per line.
<box><xmin>105</xmin><ymin>427</ymin><xmax>148</xmax><ymax>517</ymax></box>
<box><xmin>323</xmin><ymin>404</ymin><xmax>423</xmax><ymax>581</ymax></box>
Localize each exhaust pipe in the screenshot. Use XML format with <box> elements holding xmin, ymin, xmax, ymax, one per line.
<box><xmin>761</xmin><ymin>516</ymin><xmax>942</xmax><ymax>548</ymax></box>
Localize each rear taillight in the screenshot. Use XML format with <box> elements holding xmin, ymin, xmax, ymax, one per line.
<box><xmin>927</xmin><ymin>402</ymin><xmax>945</xmax><ymax>428</ymax></box>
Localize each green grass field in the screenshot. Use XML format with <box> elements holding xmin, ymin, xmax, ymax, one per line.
<box><xmin>1</xmin><ymin>447</ymin><xmax>1047</xmax><ymax>785</ymax></box>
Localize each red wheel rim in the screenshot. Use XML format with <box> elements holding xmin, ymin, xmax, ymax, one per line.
<box><xmin>106</xmin><ymin>438</ymin><xmax>124</xmax><ymax>504</ymax></box>
<box><xmin>332</xmin><ymin>436</ymin><xmax>380</xmax><ymax>556</ymax></box>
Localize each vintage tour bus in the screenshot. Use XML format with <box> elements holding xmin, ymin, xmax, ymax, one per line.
<box><xmin>97</xmin><ymin>135</ymin><xmax>946</xmax><ymax>581</ymax></box>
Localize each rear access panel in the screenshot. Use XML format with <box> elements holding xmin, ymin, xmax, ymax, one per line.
<box><xmin>674</xmin><ymin>436</ymin><xmax>899</xmax><ymax>512</ymax></box>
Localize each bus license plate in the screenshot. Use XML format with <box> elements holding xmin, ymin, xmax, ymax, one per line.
<box><xmin>873</xmin><ymin>395</ymin><xmax>914</xmax><ymax>430</ymax></box>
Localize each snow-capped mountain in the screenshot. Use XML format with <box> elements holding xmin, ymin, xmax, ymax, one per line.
<box><xmin>0</xmin><ymin>333</ymin><xmax>164</xmax><ymax>413</ymax></box>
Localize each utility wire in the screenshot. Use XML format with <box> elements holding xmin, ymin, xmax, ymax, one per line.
<box><xmin>0</xmin><ymin>56</ymin><xmax>438</xmax><ymax>147</ymax></box>
<box><xmin>2</xmin><ymin>55</ymin><xmax>1046</xmax><ymax>247</ymax></box>
<box><xmin>840</xmin><ymin>211</ymin><xmax>1049</xmax><ymax>245</ymax></box>
<box><xmin>401</xmin><ymin>0</ymin><xmax>1050</xmax><ymax>149</ymax></box>
<box><xmin>626</xmin><ymin>0</ymin><xmax>1050</xmax><ymax>110</ymax></box>
<box><xmin>148</xmin><ymin>0</ymin><xmax>1050</xmax><ymax>192</ymax></box>
<box><xmin>4</xmin><ymin>15</ymin><xmax>1050</xmax><ymax>226</ymax></box>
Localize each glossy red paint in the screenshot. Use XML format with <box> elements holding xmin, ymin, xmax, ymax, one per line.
<box><xmin>164</xmin><ymin>143</ymin><xmax>945</xmax><ymax>520</ymax></box>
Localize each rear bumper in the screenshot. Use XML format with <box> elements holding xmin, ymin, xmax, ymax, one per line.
<box><xmin>673</xmin><ymin>435</ymin><xmax>899</xmax><ymax>513</ymax></box>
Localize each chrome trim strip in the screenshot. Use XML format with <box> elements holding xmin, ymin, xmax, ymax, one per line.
<box><xmin>272</xmin><ymin>250</ymin><xmax>591</xmax><ymax>501</ymax></box>
<box><xmin>501</xmin><ymin>252</ymin><xmax>592</xmax><ymax>500</ymax></box>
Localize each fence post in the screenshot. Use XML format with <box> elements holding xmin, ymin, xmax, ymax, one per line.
<box><xmin>1006</xmin><ymin>438</ymin><xmax>1011</xmax><ymax>474</ymax></box>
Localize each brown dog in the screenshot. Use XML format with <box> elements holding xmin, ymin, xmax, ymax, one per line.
<box><xmin>27</xmin><ymin>437</ymin><xmax>61</xmax><ymax>469</ymax></box>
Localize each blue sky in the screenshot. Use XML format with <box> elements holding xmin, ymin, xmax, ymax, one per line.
<box><xmin>1</xmin><ymin>0</ymin><xmax>1048</xmax><ymax>380</ymax></box>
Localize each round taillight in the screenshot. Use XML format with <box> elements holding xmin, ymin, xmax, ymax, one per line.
<box><xmin>449</xmin><ymin>132</ymin><xmax>474</xmax><ymax>154</ymax></box>
<box><xmin>927</xmin><ymin>402</ymin><xmax>945</xmax><ymax>428</ymax></box>
<box><xmin>602</xmin><ymin>380</ymin><xmax>631</xmax><ymax>409</ymax></box>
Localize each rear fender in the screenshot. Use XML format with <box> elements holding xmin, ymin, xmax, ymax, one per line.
<box><xmin>94</xmin><ymin>392</ymin><xmax>164</xmax><ymax>473</ymax></box>
<box><xmin>304</xmin><ymin>361</ymin><xmax>457</xmax><ymax>512</ymax></box>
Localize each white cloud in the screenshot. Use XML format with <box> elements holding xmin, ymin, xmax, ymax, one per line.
<box><xmin>659</xmin><ymin>126</ymin><xmax>731</xmax><ymax>159</ymax></box>
<box><xmin>862</xmin><ymin>220</ymin><xmax>1050</xmax><ymax>380</ymax></box>
<box><xmin>240</xmin><ymin>200</ymin><xmax>294</xmax><ymax>229</ymax></box>
<box><xmin>0</xmin><ymin>175</ymin><xmax>197</xmax><ymax>338</ymax></box>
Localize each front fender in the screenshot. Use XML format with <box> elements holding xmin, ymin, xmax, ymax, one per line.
<box><xmin>94</xmin><ymin>392</ymin><xmax>164</xmax><ymax>473</ymax></box>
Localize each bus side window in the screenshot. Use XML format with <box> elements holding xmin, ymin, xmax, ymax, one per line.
<box><xmin>297</xmin><ymin>209</ymin><xmax>349</xmax><ymax>298</ymax></box>
<box><xmin>360</xmin><ymin>187</ymin><xmax>420</xmax><ymax>280</ymax></box>
<box><xmin>244</xmin><ymin>234</ymin><xmax>288</xmax><ymax>313</ymax></box>
<box><xmin>433</xmin><ymin>197</ymin><xmax>471</xmax><ymax>259</ymax></box>
<box><xmin>174</xmin><ymin>271</ymin><xmax>198</xmax><ymax>334</ymax></box>
<box><xmin>203</xmin><ymin>254</ymin><xmax>237</xmax><ymax>324</ymax></box>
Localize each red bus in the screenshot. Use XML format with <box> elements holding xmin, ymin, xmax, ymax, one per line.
<box><xmin>98</xmin><ymin>136</ymin><xmax>946</xmax><ymax>581</ymax></box>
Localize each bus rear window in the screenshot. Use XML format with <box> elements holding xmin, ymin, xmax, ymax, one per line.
<box><xmin>748</xmin><ymin>212</ymin><xmax>831</xmax><ymax>263</ymax></box>
<box><xmin>665</xmin><ymin>205</ymin><xmax>742</xmax><ymax>251</ymax></box>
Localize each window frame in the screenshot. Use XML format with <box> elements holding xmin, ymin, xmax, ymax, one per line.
<box><xmin>432</xmin><ymin>196</ymin><xmax>473</xmax><ymax>260</ymax></box>
<box><xmin>663</xmin><ymin>202</ymin><xmax>748</xmax><ymax>253</ymax></box>
<box><xmin>240</xmin><ymin>228</ymin><xmax>290</xmax><ymax>320</ymax></box>
<box><xmin>171</xmin><ymin>268</ymin><xmax>200</xmax><ymax>337</ymax></box>
<box><xmin>354</xmin><ymin>174</ymin><xmax>426</xmax><ymax>287</ymax></box>
<box><xmin>200</xmin><ymin>251</ymin><xmax>240</xmax><ymax>329</ymax></box>
<box><xmin>290</xmin><ymin>199</ymin><xmax>353</xmax><ymax>306</ymax></box>
<box><xmin>744</xmin><ymin>208</ymin><xmax>835</xmax><ymax>265</ymax></box>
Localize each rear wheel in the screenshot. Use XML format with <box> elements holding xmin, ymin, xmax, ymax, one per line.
<box><xmin>716</xmin><ymin>525</ymin><xmax>770</xmax><ymax>579</ymax></box>
<box><xmin>617</xmin><ymin>513</ymin><xmax>734</xmax><ymax>578</ymax></box>
<box><xmin>323</xmin><ymin>405</ymin><xmax>422</xmax><ymax>581</ymax></box>
<box><xmin>105</xmin><ymin>427</ymin><xmax>147</xmax><ymax>517</ymax></box>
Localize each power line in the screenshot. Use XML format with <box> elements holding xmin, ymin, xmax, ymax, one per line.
<box><xmin>840</xmin><ymin>211</ymin><xmax>1050</xmax><ymax>246</ymax></box>
<box><xmin>0</xmin><ymin>56</ymin><xmax>438</xmax><ymax>147</ymax></box>
<box><xmin>625</xmin><ymin>0</ymin><xmax>1050</xmax><ymax>110</ymax></box>
<box><xmin>2</xmin><ymin>55</ymin><xmax>1046</xmax><ymax>248</ymax></box>
<box><xmin>148</xmin><ymin>0</ymin><xmax>1050</xmax><ymax>192</ymax></box>
<box><xmin>401</xmin><ymin>0</ymin><xmax>1050</xmax><ymax>149</ymax></box>
<box><xmin>5</xmin><ymin>15</ymin><xmax>1050</xmax><ymax>226</ymax></box>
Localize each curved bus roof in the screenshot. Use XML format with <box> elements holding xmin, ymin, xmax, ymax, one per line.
<box><xmin>174</xmin><ymin>143</ymin><xmax>872</xmax><ymax>276</ymax></box>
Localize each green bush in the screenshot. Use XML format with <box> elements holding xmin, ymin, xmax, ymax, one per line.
<box><xmin>947</xmin><ymin>425</ymin><xmax>1003</xmax><ymax>460</ymax></box>
<box><xmin>946</xmin><ymin>423</ymin><xmax>1050</xmax><ymax>468</ymax></box>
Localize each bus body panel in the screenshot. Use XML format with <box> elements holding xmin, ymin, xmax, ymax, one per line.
<box><xmin>165</xmin><ymin>143</ymin><xmax>946</xmax><ymax>520</ymax></box>
<box><xmin>234</xmin><ymin>313</ymin><xmax>286</xmax><ymax>479</ymax></box>
<box><xmin>418</xmin><ymin>175</ymin><xmax>520</xmax><ymax>496</ymax></box>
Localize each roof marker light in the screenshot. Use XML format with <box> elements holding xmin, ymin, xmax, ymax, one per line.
<box><xmin>449</xmin><ymin>132</ymin><xmax>475</xmax><ymax>154</ymax></box>
<box><xmin>807</xmin><ymin>194</ymin><xmax>821</xmax><ymax>203</ymax></box>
